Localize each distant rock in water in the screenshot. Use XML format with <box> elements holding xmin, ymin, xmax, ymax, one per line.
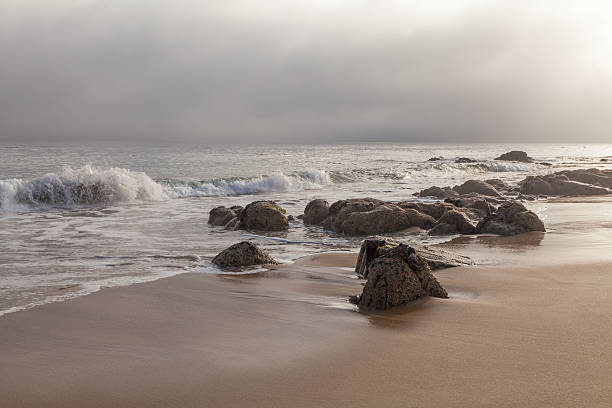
<box><xmin>452</xmin><ymin>180</ymin><xmax>500</xmax><ymax>197</ymax></box>
<box><xmin>353</xmin><ymin>241</ymin><xmax>448</xmax><ymax>310</ymax></box>
<box><xmin>476</xmin><ymin>202</ymin><xmax>545</xmax><ymax>236</ymax></box>
<box><xmin>303</xmin><ymin>199</ymin><xmax>329</xmax><ymax>225</ymax></box>
<box><xmin>518</xmin><ymin>174</ymin><xmax>611</xmax><ymax>196</ymax></box>
<box><xmin>212</xmin><ymin>241</ymin><xmax>277</xmax><ymax>268</ymax></box>
<box><xmin>494</xmin><ymin>150</ymin><xmax>534</xmax><ymax>163</ymax></box>
<box><xmin>427</xmin><ymin>156</ymin><xmax>443</xmax><ymax>161</ymax></box>
<box><xmin>238</xmin><ymin>201</ymin><xmax>289</xmax><ymax>231</ymax></box>
<box><xmin>455</xmin><ymin>157</ymin><xmax>477</xmax><ymax>163</ymax></box>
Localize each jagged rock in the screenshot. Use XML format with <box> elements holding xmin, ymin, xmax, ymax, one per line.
<box><xmin>303</xmin><ymin>199</ymin><xmax>330</xmax><ymax>225</ymax></box>
<box><xmin>212</xmin><ymin>241</ymin><xmax>277</xmax><ymax>268</ymax></box>
<box><xmin>238</xmin><ymin>201</ymin><xmax>288</xmax><ymax>231</ymax></box>
<box><xmin>208</xmin><ymin>206</ymin><xmax>240</xmax><ymax>226</ymax></box>
<box><xmin>453</xmin><ymin>180</ymin><xmax>500</xmax><ymax>197</ymax></box>
<box><xmin>495</xmin><ymin>151</ymin><xmax>534</xmax><ymax>163</ymax></box>
<box><xmin>455</xmin><ymin>157</ymin><xmax>477</xmax><ymax>163</ymax></box>
<box><xmin>430</xmin><ymin>210</ymin><xmax>476</xmax><ymax>235</ymax></box>
<box><xmin>415</xmin><ymin>186</ymin><xmax>459</xmax><ymax>199</ymax></box>
<box><xmin>354</xmin><ymin>243</ymin><xmax>448</xmax><ymax>310</ymax></box>
<box><xmin>339</xmin><ymin>204</ymin><xmax>435</xmax><ymax>236</ymax></box>
<box><xmin>355</xmin><ymin>238</ymin><xmax>472</xmax><ymax>275</ymax></box>
<box><xmin>518</xmin><ymin>174</ymin><xmax>610</xmax><ymax>196</ymax></box>
<box><xmin>476</xmin><ymin>201</ymin><xmax>545</xmax><ymax>236</ymax></box>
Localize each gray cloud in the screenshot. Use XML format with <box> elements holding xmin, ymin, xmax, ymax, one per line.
<box><xmin>1</xmin><ymin>0</ymin><xmax>611</xmax><ymax>143</ymax></box>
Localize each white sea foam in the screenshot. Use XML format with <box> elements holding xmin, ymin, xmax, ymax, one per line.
<box><xmin>163</xmin><ymin>169</ymin><xmax>332</xmax><ymax>198</ymax></box>
<box><xmin>0</xmin><ymin>165</ymin><xmax>167</xmax><ymax>209</ymax></box>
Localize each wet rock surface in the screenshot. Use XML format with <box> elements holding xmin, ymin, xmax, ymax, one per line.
<box><xmin>208</xmin><ymin>206</ymin><xmax>242</xmax><ymax>226</ymax></box>
<box><xmin>476</xmin><ymin>202</ymin><xmax>545</xmax><ymax>236</ymax></box>
<box><xmin>303</xmin><ymin>199</ymin><xmax>330</xmax><ymax>225</ymax></box>
<box><xmin>353</xmin><ymin>241</ymin><xmax>448</xmax><ymax>310</ymax></box>
<box><xmin>238</xmin><ymin>201</ymin><xmax>289</xmax><ymax>231</ymax></box>
<box><xmin>212</xmin><ymin>241</ymin><xmax>278</xmax><ymax>268</ymax></box>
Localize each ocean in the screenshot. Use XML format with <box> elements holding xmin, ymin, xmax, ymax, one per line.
<box><xmin>2</xmin><ymin>142</ymin><xmax>612</xmax><ymax>315</ymax></box>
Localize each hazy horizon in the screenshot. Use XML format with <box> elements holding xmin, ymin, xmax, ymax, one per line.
<box><xmin>1</xmin><ymin>1</ymin><xmax>611</xmax><ymax>144</ymax></box>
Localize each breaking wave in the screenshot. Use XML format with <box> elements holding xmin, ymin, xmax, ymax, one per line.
<box><xmin>162</xmin><ymin>170</ymin><xmax>332</xmax><ymax>198</ymax></box>
<box><xmin>0</xmin><ymin>166</ymin><xmax>167</xmax><ymax>210</ymax></box>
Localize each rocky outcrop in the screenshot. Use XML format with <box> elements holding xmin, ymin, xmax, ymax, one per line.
<box><xmin>428</xmin><ymin>156</ymin><xmax>443</xmax><ymax>161</ymax></box>
<box><xmin>554</xmin><ymin>169</ymin><xmax>612</xmax><ymax>189</ymax></box>
<box><xmin>330</xmin><ymin>203</ymin><xmax>435</xmax><ymax>236</ymax></box>
<box><xmin>238</xmin><ymin>201</ymin><xmax>289</xmax><ymax>231</ymax></box>
<box><xmin>452</xmin><ymin>180</ymin><xmax>500</xmax><ymax>197</ymax></box>
<box><xmin>355</xmin><ymin>238</ymin><xmax>472</xmax><ymax>275</ymax></box>
<box><xmin>212</xmin><ymin>241</ymin><xmax>277</xmax><ymax>268</ymax></box>
<box><xmin>429</xmin><ymin>210</ymin><xmax>476</xmax><ymax>235</ymax></box>
<box><xmin>208</xmin><ymin>206</ymin><xmax>242</xmax><ymax>226</ymax></box>
<box><xmin>397</xmin><ymin>201</ymin><xmax>454</xmax><ymax>220</ymax></box>
<box><xmin>415</xmin><ymin>186</ymin><xmax>460</xmax><ymax>199</ymax></box>
<box><xmin>353</xmin><ymin>242</ymin><xmax>448</xmax><ymax>310</ymax></box>
<box><xmin>476</xmin><ymin>202</ymin><xmax>545</xmax><ymax>236</ymax></box>
<box><xmin>494</xmin><ymin>151</ymin><xmax>534</xmax><ymax>163</ymax></box>
<box><xmin>303</xmin><ymin>199</ymin><xmax>330</xmax><ymax>225</ymax></box>
<box><xmin>518</xmin><ymin>174</ymin><xmax>610</xmax><ymax>196</ymax></box>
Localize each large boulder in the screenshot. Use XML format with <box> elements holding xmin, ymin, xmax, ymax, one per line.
<box><xmin>476</xmin><ymin>201</ymin><xmax>545</xmax><ymax>236</ymax></box>
<box><xmin>208</xmin><ymin>206</ymin><xmax>242</xmax><ymax>226</ymax></box>
<box><xmin>452</xmin><ymin>180</ymin><xmax>500</xmax><ymax>197</ymax></box>
<box><xmin>322</xmin><ymin>198</ymin><xmax>384</xmax><ymax>231</ymax></box>
<box><xmin>397</xmin><ymin>201</ymin><xmax>454</xmax><ymax>220</ymax></box>
<box><xmin>355</xmin><ymin>238</ymin><xmax>472</xmax><ymax>276</ymax></box>
<box><xmin>354</xmin><ymin>243</ymin><xmax>448</xmax><ymax>310</ymax></box>
<box><xmin>494</xmin><ymin>151</ymin><xmax>534</xmax><ymax>163</ymax></box>
<box><xmin>429</xmin><ymin>210</ymin><xmax>476</xmax><ymax>235</ymax></box>
<box><xmin>518</xmin><ymin>175</ymin><xmax>610</xmax><ymax>196</ymax></box>
<box><xmin>238</xmin><ymin>201</ymin><xmax>288</xmax><ymax>231</ymax></box>
<box><xmin>212</xmin><ymin>241</ymin><xmax>277</xmax><ymax>268</ymax></box>
<box><xmin>303</xmin><ymin>199</ymin><xmax>330</xmax><ymax>225</ymax></box>
<box><xmin>338</xmin><ymin>204</ymin><xmax>435</xmax><ymax>236</ymax></box>
<box><xmin>553</xmin><ymin>169</ymin><xmax>612</xmax><ymax>189</ymax></box>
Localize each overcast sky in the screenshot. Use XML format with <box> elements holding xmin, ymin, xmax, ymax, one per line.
<box><xmin>1</xmin><ymin>1</ymin><xmax>611</xmax><ymax>144</ymax></box>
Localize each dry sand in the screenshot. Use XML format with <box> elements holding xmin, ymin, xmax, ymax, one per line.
<box><xmin>1</xmin><ymin>247</ymin><xmax>611</xmax><ymax>407</ymax></box>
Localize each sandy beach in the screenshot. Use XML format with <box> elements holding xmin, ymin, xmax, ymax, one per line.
<box><xmin>2</xmin><ymin>242</ymin><xmax>611</xmax><ymax>407</ymax></box>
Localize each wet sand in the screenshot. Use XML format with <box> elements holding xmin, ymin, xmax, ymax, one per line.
<box><xmin>1</xmin><ymin>247</ymin><xmax>611</xmax><ymax>407</ymax></box>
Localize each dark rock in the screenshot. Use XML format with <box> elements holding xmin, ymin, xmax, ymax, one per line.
<box><xmin>397</xmin><ymin>201</ymin><xmax>454</xmax><ymax>219</ymax></box>
<box><xmin>339</xmin><ymin>204</ymin><xmax>435</xmax><ymax>236</ymax></box>
<box><xmin>453</xmin><ymin>180</ymin><xmax>500</xmax><ymax>197</ymax></box>
<box><xmin>494</xmin><ymin>151</ymin><xmax>534</xmax><ymax>163</ymax></box>
<box><xmin>238</xmin><ymin>201</ymin><xmax>289</xmax><ymax>231</ymax></box>
<box><xmin>212</xmin><ymin>241</ymin><xmax>277</xmax><ymax>268</ymax></box>
<box><xmin>208</xmin><ymin>206</ymin><xmax>239</xmax><ymax>226</ymax></box>
<box><xmin>484</xmin><ymin>178</ymin><xmax>511</xmax><ymax>192</ymax></box>
<box><xmin>303</xmin><ymin>199</ymin><xmax>330</xmax><ymax>225</ymax></box>
<box><xmin>431</xmin><ymin>210</ymin><xmax>476</xmax><ymax>235</ymax></box>
<box><xmin>355</xmin><ymin>243</ymin><xmax>448</xmax><ymax>310</ymax></box>
<box><xmin>538</xmin><ymin>162</ymin><xmax>553</xmax><ymax>166</ymax></box>
<box><xmin>428</xmin><ymin>156</ymin><xmax>443</xmax><ymax>161</ymax></box>
<box><xmin>518</xmin><ymin>174</ymin><xmax>610</xmax><ymax>196</ymax></box>
<box><xmin>476</xmin><ymin>201</ymin><xmax>545</xmax><ymax>236</ymax></box>
<box><xmin>455</xmin><ymin>157</ymin><xmax>477</xmax><ymax>163</ymax></box>
<box><xmin>428</xmin><ymin>222</ymin><xmax>458</xmax><ymax>235</ymax></box>
<box><xmin>415</xmin><ymin>186</ymin><xmax>459</xmax><ymax>199</ymax></box>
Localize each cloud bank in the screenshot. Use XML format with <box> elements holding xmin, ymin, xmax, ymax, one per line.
<box><xmin>1</xmin><ymin>0</ymin><xmax>611</xmax><ymax>143</ymax></box>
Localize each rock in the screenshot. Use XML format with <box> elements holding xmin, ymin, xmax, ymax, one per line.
<box><xmin>303</xmin><ymin>199</ymin><xmax>330</xmax><ymax>225</ymax></box>
<box><xmin>555</xmin><ymin>169</ymin><xmax>612</xmax><ymax>189</ymax></box>
<box><xmin>397</xmin><ymin>201</ymin><xmax>453</xmax><ymax>220</ymax></box>
<box><xmin>484</xmin><ymin>178</ymin><xmax>511</xmax><ymax>192</ymax></box>
<box><xmin>476</xmin><ymin>201</ymin><xmax>545</xmax><ymax>236</ymax></box>
<box><xmin>322</xmin><ymin>198</ymin><xmax>384</xmax><ymax>231</ymax></box>
<box><xmin>428</xmin><ymin>222</ymin><xmax>458</xmax><ymax>235</ymax></box>
<box><xmin>443</xmin><ymin>197</ymin><xmax>496</xmax><ymax>217</ymax></box>
<box><xmin>415</xmin><ymin>186</ymin><xmax>459</xmax><ymax>199</ymax></box>
<box><xmin>355</xmin><ymin>238</ymin><xmax>472</xmax><ymax>275</ymax></box>
<box><xmin>455</xmin><ymin>157</ymin><xmax>477</xmax><ymax>163</ymax></box>
<box><xmin>494</xmin><ymin>150</ymin><xmax>534</xmax><ymax>163</ymax></box>
<box><xmin>238</xmin><ymin>201</ymin><xmax>289</xmax><ymax>231</ymax></box>
<box><xmin>212</xmin><ymin>241</ymin><xmax>277</xmax><ymax>268</ymax></box>
<box><xmin>518</xmin><ymin>174</ymin><xmax>611</xmax><ymax>196</ymax></box>
<box><xmin>430</xmin><ymin>210</ymin><xmax>476</xmax><ymax>235</ymax></box>
<box><xmin>355</xmin><ymin>243</ymin><xmax>448</xmax><ymax>310</ymax></box>
<box><xmin>428</xmin><ymin>156</ymin><xmax>443</xmax><ymax>161</ymax></box>
<box><xmin>538</xmin><ymin>162</ymin><xmax>553</xmax><ymax>166</ymax></box>
<box><xmin>452</xmin><ymin>180</ymin><xmax>500</xmax><ymax>197</ymax></box>
<box><xmin>339</xmin><ymin>204</ymin><xmax>435</xmax><ymax>236</ymax></box>
<box><xmin>208</xmin><ymin>206</ymin><xmax>239</xmax><ymax>226</ymax></box>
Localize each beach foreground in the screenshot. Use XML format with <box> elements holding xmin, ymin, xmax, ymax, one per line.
<box><xmin>1</xmin><ymin>249</ymin><xmax>611</xmax><ymax>407</ymax></box>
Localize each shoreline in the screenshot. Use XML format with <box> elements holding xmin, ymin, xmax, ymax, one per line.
<box><xmin>2</xmin><ymin>250</ymin><xmax>612</xmax><ymax>407</ymax></box>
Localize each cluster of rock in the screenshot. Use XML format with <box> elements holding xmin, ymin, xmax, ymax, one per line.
<box><xmin>351</xmin><ymin>239</ymin><xmax>448</xmax><ymax>310</ymax></box>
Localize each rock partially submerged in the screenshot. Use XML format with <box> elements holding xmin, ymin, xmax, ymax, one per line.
<box><xmin>429</xmin><ymin>210</ymin><xmax>476</xmax><ymax>235</ymax></box>
<box><xmin>238</xmin><ymin>201</ymin><xmax>289</xmax><ymax>231</ymax></box>
<box><xmin>208</xmin><ymin>206</ymin><xmax>243</xmax><ymax>226</ymax></box>
<box><xmin>353</xmin><ymin>242</ymin><xmax>448</xmax><ymax>310</ymax></box>
<box><xmin>494</xmin><ymin>150</ymin><xmax>534</xmax><ymax>163</ymax></box>
<box><xmin>452</xmin><ymin>180</ymin><xmax>500</xmax><ymax>197</ymax></box>
<box><xmin>519</xmin><ymin>174</ymin><xmax>610</xmax><ymax>196</ymax></box>
<box><xmin>455</xmin><ymin>157</ymin><xmax>477</xmax><ymax>163</ymax></box>
<box><xmin>212</xmin><ymin>241</ymin><xmax>277</xmax><ymax>268</ymax></box>
<box><xmin>476</xmin><ymin>202</ymin><xmax>545</xmax><ymax>236</ymax></box>
<box><xmin>303</xmin><ymin>199</ymin><xmax>329</xmax><ymax>225</ymax></box>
